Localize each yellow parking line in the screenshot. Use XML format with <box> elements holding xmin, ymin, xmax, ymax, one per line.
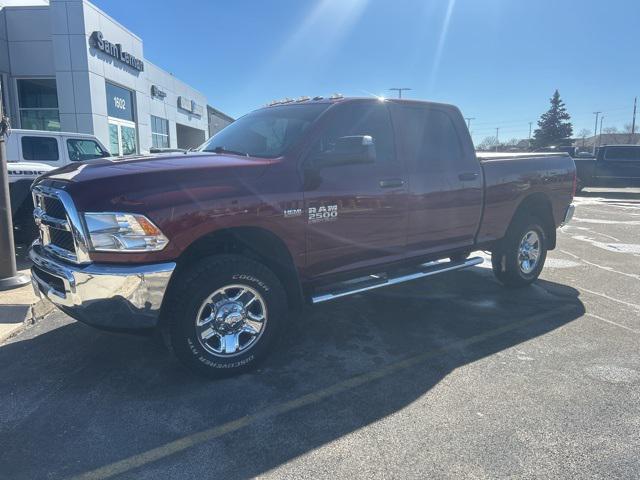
<box><xmin>68</xmin><ymin>304</ymin><xmax>579</xmax><ymax>480</ymax></box>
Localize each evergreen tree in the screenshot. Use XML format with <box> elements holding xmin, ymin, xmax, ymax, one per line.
<box><xmin>532</xmin><ymin>90</ymin><xmax>573</xmax><ymax>148</ymax></box>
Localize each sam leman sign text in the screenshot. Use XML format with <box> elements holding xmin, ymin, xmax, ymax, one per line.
<box><xmin>90</xmin><ymin>31</ymin><xmax>144</xmax><ymax>72</ymax></box>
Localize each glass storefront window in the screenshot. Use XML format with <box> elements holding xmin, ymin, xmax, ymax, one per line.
<box><xmin>151</xmin><ymin>115</ymin><xmax>169</xmax><ymax>148</ymax></box>
<box><xmin>17</xmin><ymin>79</ymin><xmax>60</xmax><ymax>131</ymax></box>
<box><xmin>109</xmin><ymin>124</ymin><xmax>120</xmax><ymax>156</ymax></box>
<box><xmin>121</xmin><ymin>125</ymin><xmax>137</xmax><ymax>155</ymax></box>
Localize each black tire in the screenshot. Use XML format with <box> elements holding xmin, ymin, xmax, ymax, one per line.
<box><xmin>491</xmin><ymin>215</ymin><xmax>547</xmax><ymax>288</ymax></box>
<box><xmin>162</xmin><ymin>255</ymin><xmax>287</xmax><ymax>378</ymax></box>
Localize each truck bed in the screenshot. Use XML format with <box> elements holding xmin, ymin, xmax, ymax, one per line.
<box><xmin>475</xmin><ymin>152</ymin><xmax>575</xmax><ymax>245</ymax></box>
<box><xmin>476</xmin><ymin>152</ymin><xmax>569</xmax><ymax>162</ymax></box>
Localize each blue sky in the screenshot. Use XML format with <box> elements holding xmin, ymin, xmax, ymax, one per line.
<box><xmin>93</xmin><ymin>0</ymin><xmax>640</xmax><ymax>144</ymax></box>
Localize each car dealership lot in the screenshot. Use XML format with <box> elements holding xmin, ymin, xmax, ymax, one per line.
<box><xmin>1</xmin><ymin>188</ymin><xmax>639</xmax><ymax>480</ymax></box>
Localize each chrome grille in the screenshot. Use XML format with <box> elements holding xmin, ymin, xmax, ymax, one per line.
<box><xmin>33</xmin><ymin>185</ymin><xmax>90</xmax><ymax>264</ymax></box>
<box><xmin>49</xmin><ymin>228</ymin><xmax>75</xmax><ymax>252</ymax></box>
<box><xmin>42</xmin><ymin>196</ymin><xmax>67</xmax><ymax>219</ymax></box>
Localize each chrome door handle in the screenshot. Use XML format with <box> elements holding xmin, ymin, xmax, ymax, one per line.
<box><xmin>379</xmin><ymin>179</ymin><xmax>405</xmax><ymax>188</ymax></box>
<box><xmin>458</xmin><ymin>172</ymin><xmax>479</xmax><ymax>181</ymax></box>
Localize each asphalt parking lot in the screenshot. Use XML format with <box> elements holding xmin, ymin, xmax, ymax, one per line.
<box><xmin>1</xmin><ymin>188</ymin><xmax>639</xmax><ymax>479</ymax></box>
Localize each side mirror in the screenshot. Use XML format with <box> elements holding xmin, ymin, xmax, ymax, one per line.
<box><xmin>315</xmin><ymin>135</ymin><xmax>376</xmax><ymax>168</ymax></box>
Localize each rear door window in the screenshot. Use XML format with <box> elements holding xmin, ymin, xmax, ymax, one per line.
<box><xmin>604</xmin><ymin>147</ymin><xmax>640</xmax><ymax>162</ymax></box>
<box><xmin>21</xmin><ymin>136</ymin><xmax>59</xmax><ymax>161</ymax></box>
<box><xmin>392</xmin><ymin>106</ymin><xmax>462</xmax><ymax>170</ymax></box>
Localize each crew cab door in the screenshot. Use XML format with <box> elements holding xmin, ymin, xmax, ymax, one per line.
<box><xmin>595</xmin><ymin>146</ymin><xmax>640</xmax><ymax>185</ymax></box>
<box><xmin>389</xmin><ymin>103</ymin><xmax>483</xmax><ymax>256</ymax></box>
<box><xmin>303</xmin><ymin>101</ymin><xmax>408</xmax><ymax>278</ymax></box>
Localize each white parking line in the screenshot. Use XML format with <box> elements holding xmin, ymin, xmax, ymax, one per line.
<box><xmin>585</xmin><ymin>313</ymin><xmax>639</xmax><ymax>334</ymax></box>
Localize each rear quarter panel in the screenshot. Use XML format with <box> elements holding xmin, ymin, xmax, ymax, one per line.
<box><xmin>574</xmin><ymin>157</ymin><xmax>596</xmax><ymax>185</ymax></box>
<box><xmin>477</xmin><ymin>153</ymin><xmax>575</xmax><ymax>243</ymax></box>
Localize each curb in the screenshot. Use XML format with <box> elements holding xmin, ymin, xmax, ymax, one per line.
<box><xmin>0</xmin><ymin>298</ymin><xmax>55</xmax><ymax>344</ymax></box>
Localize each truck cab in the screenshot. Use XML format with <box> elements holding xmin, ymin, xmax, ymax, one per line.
<box><xmin>575</xmin><ymin>144</ymin><xmax>640</xmax><ymax>190</ymax></box>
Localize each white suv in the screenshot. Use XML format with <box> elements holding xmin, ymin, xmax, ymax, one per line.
<box><xmin>7</xmin><ymin>129</ymin><xmax>110</xmax><ymax>240</ymax></box>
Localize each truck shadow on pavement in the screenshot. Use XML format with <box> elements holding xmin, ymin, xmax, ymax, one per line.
<box><xmin>0</xmin><ymin>266</ymin><xmax>585</xmax><ymax>479</ymax></box>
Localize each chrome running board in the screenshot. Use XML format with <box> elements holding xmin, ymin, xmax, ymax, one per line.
<box><xmin>311</xmin><ymin>256</ymin><xmax>483</xmax><ymax>304</ymax></box>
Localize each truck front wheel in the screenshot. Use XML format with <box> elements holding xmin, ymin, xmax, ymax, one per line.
<box><xmin>163</xmin><ymin>255</ymin><xmax>287</xmax><ymax>378</ymax></box>
<box><xmin>491</xmin><ymin>216</ymin><xmax>547</xmax><ymax>288</ymax></box>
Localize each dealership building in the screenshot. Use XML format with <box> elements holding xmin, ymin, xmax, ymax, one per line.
<box><xmin>0</xmin><ymin>0</ymin><xmax>232</xmax><ymax>155</ymax></box>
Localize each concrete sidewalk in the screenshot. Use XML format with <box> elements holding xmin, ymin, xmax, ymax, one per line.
<box><xmin>0</xmin><ymin>245</ymin><xmax>52</xmax><ymax>344</ymax></box>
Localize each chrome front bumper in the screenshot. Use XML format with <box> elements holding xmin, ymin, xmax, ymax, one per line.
<box><xmin>29</xmin><ymin>241</ymin><xmax>176</xmax><ymax>330</ymax></box>
<box><xmin>562</xmin><ymin>204</ymin><xmax>575</xmax><ymax>226</ymax></box>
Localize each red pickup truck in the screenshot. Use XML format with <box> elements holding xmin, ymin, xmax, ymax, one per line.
<box><xmin>29</xmin><ymin>97</ymin><xmax>576</xmax><ymax>377</ymax></box>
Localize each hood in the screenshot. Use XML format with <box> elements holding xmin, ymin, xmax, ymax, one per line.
<box><xmin>34</xmin><ymin>152</ymin><xmax>275</xmax><ymax>214</ymax></box>
<box><xmin>39</xmin><ymin>151</ymin><xmax>271</xmax><ymax>183</ymax></box>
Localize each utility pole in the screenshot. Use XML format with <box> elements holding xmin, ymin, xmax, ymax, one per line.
<box><xmin>465</xmin><ymin>117</ymin><xmax>475</xmax><ymax>129</ymax></box>
<box><xmin>598</xmin><ymin>115</ymin><xmax>604</xmax><ymax>149</ymax></box>
<box><xmin>631</xmin><ymin>97</ymin><xmax>637</xmax><ymax>135</ymax></box>
<box><xmin>528</xmin><ymin>122</ymin><xmax>533</xmax><ymax>150</ymax></box>
<box><xmin>592</xmin><ymin>111</ymin><xmax>601</xmax><ymax>154</ymax></box>
<box><xmin>0</xmin><ymin>83</ymin><xmax>30</xmax><ymax>290</ymax></box>
<box><xmin>388</xmin><ymin>87</ymin><xmax>412</xmax><ymax>99</ymax></box>
<box><xmin>495</xmin><ymin>127</ymin><xmax>500</xmax><ymax>152</ymax></box>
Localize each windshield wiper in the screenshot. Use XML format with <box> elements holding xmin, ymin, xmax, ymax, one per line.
<box><xmin>207</xmin><ymin>146</ymin><xmax>250</xmax><ymax>157</ymax></box>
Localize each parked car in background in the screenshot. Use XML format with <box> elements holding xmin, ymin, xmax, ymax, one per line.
<box><xmin>535</xmin><ymin>145</ymin><xmax>577</xmax><ymax>157</ymax></box>
<box><xmin>574</xmin><ymin>144</ymin><xmax>640</xmax><ymax>191</ymax></box>
<box><xmin>29</xmin><ymin>97</ymin><xmax>576</xmax><ymax>377</ymax></box>
<box><xmin>7</xmin><ymin>129</ymin><xmax>110</xmax><ymax>239</ymax></box>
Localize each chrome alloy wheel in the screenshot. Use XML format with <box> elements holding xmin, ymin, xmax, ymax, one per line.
<box><xmin>518</xmin><ymin>230</ymin><xmax>541</xmax><ymax>274</ymax></box>
<box><xmin>195</xmin><ymin>284</ymin><xmax>268</xmax><ymax>357</ymax></box>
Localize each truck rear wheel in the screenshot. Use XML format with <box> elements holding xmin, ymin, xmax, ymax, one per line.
<box><xmin>163</xmin><ymin>255</ymin><xmax>287</xmax><ymax>378</ymax></box>
<box><xmin>491</xmin><ymin>215</ymin><xmax>547</xmax><ymax>288</ymax></box>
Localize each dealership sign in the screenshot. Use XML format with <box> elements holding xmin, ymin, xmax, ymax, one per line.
<box><xmin>178</xmin><ymin>96</ymin><xmax>203</xmax><ymax>116</ymax></box>
<box><xmin>90</xmin><ymin>31</ymin><xmax>144</xmax><ymax>72</ymax></box>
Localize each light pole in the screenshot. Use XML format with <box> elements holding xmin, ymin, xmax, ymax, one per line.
<box><xmin>631</xmin><ymin>97</ymin><xmax>637</xmax><ymax>136</ymax></box>
<box><xmin>528</xmin><ymin>122</ymin><xmax>533</xmax><ymax>150</ymax></box>
<box><xmin>495</xmin><ymin>127</ymin><xmax>500</xmax><ymax>152</ymax></box>
<box><xmin>465</xmin><ymin>117</ymin><xmax>475</xmax><ymax>129</ymax></box>
<box><xmin>388</xmin><ymin>88</ymin><xmax>412</xmax><ymax>99</ymax></box>
<box><xmin>0</xmin><ymin>84</ymin><xmax>30</xmax><ymax>290</ymax></box>
<box><xmin>592</xmin><ymin>111</ymin><xmax>601</xmax><ymax>154</ymax></box>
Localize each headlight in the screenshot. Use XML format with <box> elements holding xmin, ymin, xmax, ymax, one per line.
<box><xmin>83</xmin><ymin>212</ymin><xmax>169</xmax><ymax>252</ymax></box>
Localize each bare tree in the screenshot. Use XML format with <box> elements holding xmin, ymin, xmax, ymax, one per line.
<box><xmin>602</xmin><ymin>126</ymin><xmax>619</xmax><ymax>134</ymax></box>
<box><xmin>477</xmin><ymin>136</ymin><xmax>499</xmax><ymax>151</ymax></box>
<box><xmin>622</xmin><ymin>123</ymin><xmax>635</xmax><ymax>133</ymax></box>
<box><xmin>577</xmin><ymin>128</ymin><xmax>591</xmax><ymax>148</ymax></box>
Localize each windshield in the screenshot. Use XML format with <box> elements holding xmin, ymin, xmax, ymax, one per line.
<box><xmin>200</xmin><ymin>103</ymin><xmax>329</xmax><ymax>158</ymax></box>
